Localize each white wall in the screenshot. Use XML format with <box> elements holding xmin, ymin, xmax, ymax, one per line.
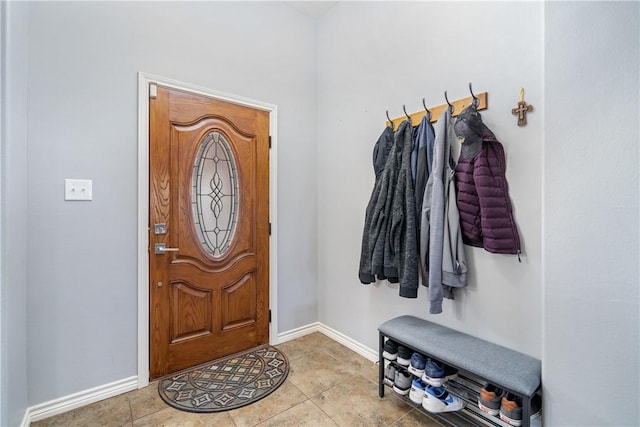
<box><xmin>26</xmin><ymin>1</ymin><xmax>317</xmax><ymax>405</ymax></box>
<box><xmin>317</xmin><ymin>1</ymin><xmax>543</xmax><ymax>358</ymax></box>
<box><xmin>544</xmin><ymin>2</ymin><xmax>639</xmax><ymax>425</ymax></box>
<box><xmin>0</xmin><ymin>1</ymin><xmax>29</xmax><ymax>426</ymax></box>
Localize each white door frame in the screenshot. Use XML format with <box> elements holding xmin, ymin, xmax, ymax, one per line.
<box><xmin>136</xmin><ymin>72</ymin><xmax>278</xmax><ymax>388</ymax></box>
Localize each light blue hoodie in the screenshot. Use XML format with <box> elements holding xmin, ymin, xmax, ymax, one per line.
<box><xmin>420</xmin><ymin>110</ymin><xmax>468</xmax><ymax>314</ymax></box>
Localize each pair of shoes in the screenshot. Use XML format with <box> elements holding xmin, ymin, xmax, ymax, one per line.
<box><xmin>392</xmin><ymin>369</ymin><xmax>412</xmax><ymax>395</ymax></box>
<box><xmin>479</xmin><ymin>384</ymin><xmax>542</xmax><ymax>426</ymax></box>
<box><xmin>382</xmin><ymin>340</ymin><xmax>427</xmax><ymax>373</ymax></box>
<box><xmin>383</xmin><ymin>340</ymin><xmax>412</xmax><ymax>365</ymax></box>
<box><xmin>385</xmin><ymin>363</ymin><xmax>413</xmax><ymax>396</ymax></box>
<box><xmin>383</xmin><ymin>363</ymin><xmax>396</xmax><ymax>387</ymax></box>
<box><xmin>410</xmin><ymin>378</ymin><xmax>464</xmax><ymax>412</ymax></box>
<box><xmin>421</xmin><ymin>384</ymin><xmax>465</xmax><ymax>413</ymax></box>
<box><xmin>396</xmin><ymin>346</ymin><xmax>412</xmax><ymax>367</ymax></box>
<box><xmin>407</xmin><ymin>352</ymin><xmax>427</xmax><ymax>377</ymax></box>
<box><xmin>382</xmin><ymin>339</ymin><xmax>398</xmax><ymax>361</ymax></box>
<box><xmin>478</xmin><ymin>383</ymin><xmax>503</xmax><ymax>415</ymax></box>
<box><xmin>409</xmin><ymin>378</ymin><xmax>428</xmax><ymax>404</ymax></box>
<box><xmin>422</xmin><ymin>359</ymin><xmax>458</xmax><ymax>387</ymax></box>
<box><xmin>499</xmin><ymin>393</ymin><xmax>542</xmax><ymax>426</ymax></box>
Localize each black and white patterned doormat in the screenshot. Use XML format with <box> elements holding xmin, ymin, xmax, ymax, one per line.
<box><xmin>158</xmin><ymin>345</ymin><xmax>289</xmax><ymax>413</ymax></box>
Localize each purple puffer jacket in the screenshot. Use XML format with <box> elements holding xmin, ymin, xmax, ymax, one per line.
<box><xmin>454</xmin><ymin>129</ymin><xmax>521</xmax><ymax>255</ymax></box>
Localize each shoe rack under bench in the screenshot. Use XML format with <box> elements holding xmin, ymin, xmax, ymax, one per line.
<box><xmin>377</xmin><ymin>315</ymin><xmax>542</xmax><ymax>427</ymax></box>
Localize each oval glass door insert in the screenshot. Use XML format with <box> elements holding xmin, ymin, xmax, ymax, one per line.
<box><xmin>192</xmin><ymin>131</ymin><xmax>239</xmax><ymax>257</ymax></box>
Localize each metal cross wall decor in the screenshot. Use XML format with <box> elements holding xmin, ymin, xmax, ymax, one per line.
<box><xmin>512</xmin><ymin>88</ymin><xmax>533</xmax><ymax>126</ymax></box>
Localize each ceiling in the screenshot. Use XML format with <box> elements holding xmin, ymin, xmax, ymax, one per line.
<box><xmin>285</xmin><ymin>1</ymin><xmax>338</xmax><ymax>18</ymax></box>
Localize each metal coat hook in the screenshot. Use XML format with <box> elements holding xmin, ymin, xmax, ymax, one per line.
<box><xmin>444</xmin><ymin>91</ymin><xmax>454</xmax><ymax>114</ymax></box>
<box><xmin>385</xmin><ymin>110</ymin><xmax>396</xmax><ymax>131</ymax></box>
<box><xmin>469</xmin><ymin>82</ymin><xmax>479</xmax><ymax>107</ymax></box>
<box><xmin>402</xmin><ymin>105</ymin><xmax>411</xmax><ymax>121</ymax></box>
<box><xmin>422</xmin><ymin>98</ymin><xmax>432</xmax><ymax>121</ymax></box>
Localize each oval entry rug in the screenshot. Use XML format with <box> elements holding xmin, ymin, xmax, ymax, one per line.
<box><xmin>158</xmin><ymin>344</ymin><xmax>289</xmax><ymax>413</ymax></box>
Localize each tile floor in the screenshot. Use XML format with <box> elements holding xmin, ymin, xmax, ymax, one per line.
<box><xmin>32</xmin><ymin>333</ymin><xmax>470</xmax><ymax>427</ymax></box>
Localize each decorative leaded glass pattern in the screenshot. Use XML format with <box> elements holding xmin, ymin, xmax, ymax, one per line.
<box><xmin>192</xmin><ymin>131</ymin><xmax>239</xmax><ymax>257</ymax></box>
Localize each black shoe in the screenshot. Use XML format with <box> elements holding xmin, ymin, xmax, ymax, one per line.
<box><xmin>382</xmin><ymin>339</ymin><xmax>398</xmax><ymax>361</ymax></box>
<box><xmin>396</xmin><ymin>346</ymin><xmax>412</xmax><ymax>367</ymax></box>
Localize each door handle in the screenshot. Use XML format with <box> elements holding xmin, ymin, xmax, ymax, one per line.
<box><xmin>154</xmin><ymin>243</ymin><xmax>180</xmax><ymax>254</ymax></box>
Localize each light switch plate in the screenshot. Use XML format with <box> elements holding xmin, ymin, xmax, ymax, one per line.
<box><xmin>65</xmin><ymin>179</ymin><xmax>93</xmax><ymax>201</ymax></box>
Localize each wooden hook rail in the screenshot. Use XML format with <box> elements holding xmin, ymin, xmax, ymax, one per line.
<box><xmin>386</xmin><ymin>92</ymin><xmax>488</xmax><ymax>129</ymax></box>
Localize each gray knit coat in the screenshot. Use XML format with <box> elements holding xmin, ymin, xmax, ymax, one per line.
<box><xmin>420</xmin><ymin>110</ymin><xmax>468</xmax><ymax>314</ymax></box>
<box><xmin>388</xmin><ymin>121</ymin><xmax>419</xmax><ymax>297</ymax></box>
<box><xmin>368</xmin><ymin>124</ymin><xmax>402</xmax><ymax>282</ymax></box>
<box><xmin>359</xmin><ymin>126</ymin><xmax>395</xmax><ymax>284</ymax></box>
<box><xmin>361</xmin><ymin>121</ymin><xmax>419</xmax><ymax>296</ymax></box>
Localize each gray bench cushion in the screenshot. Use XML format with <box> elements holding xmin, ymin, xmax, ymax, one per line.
<box><xmin>379</xmin><ymin>315</ymin><xmax>541</xmax><ymax>397</ymax></box>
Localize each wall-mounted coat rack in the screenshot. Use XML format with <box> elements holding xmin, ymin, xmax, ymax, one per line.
<box><xmin>386</xmin><ymin>91</ymin><xmax>488</xmax><ymax>130</ymax></box>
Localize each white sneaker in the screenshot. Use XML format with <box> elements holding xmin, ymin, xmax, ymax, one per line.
<box><xmin>409</xmin><ymin>378</ymin><xmax>427</xmax><ymax>404</ymax></box>
<box><xmin>422</xmin><ymin>385</ymin><xmax>465</xmax><ymax>413</ymax></box>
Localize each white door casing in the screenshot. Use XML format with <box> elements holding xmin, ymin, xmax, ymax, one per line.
<box><xmin>136</xmin><ymin>72</ymin><xmax>278</xmax><ymax>388</ymax></box>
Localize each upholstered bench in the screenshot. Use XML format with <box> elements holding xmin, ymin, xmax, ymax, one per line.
<box><xmin>378</xmin><ymin>315</ymin><xmax>541</xmax><ymax>426</ymax></box>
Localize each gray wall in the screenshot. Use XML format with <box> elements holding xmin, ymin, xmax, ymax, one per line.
<box><xmin>26</xmin><ymin>1</ymin><xmax>317</xmax><ymax>405</ymax></box>
<box><xmin>4</xmin><ymin>2</ymin><xmax>639</xmax><ymax>426</ymax></box>
<box><xmin>544</xmin><ymin>2</ymin><xmax>639</xmax><ymax>425</ymax></box>
<box><xmin>316</xmin><ymin>2</ymin><xmax>639</xmax><ymax>425</ymax></box>
<box><xmin>0</xmin><ymin>1</ymin><xmax>29</xmax><ymax>426</ymax></box>
<box><xmin>317</xmin><ymin>1</ymin><xmax>543</xmax><ymax>358</ymax></box>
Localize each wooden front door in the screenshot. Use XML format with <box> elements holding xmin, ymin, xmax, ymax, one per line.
<box><xmin>149</xmin><ymin>85</ymin><xmax>270</xmax><ymax>379</ymax></box>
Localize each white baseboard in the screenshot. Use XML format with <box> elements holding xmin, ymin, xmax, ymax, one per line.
<box><xmin>316</xmin><ymin>323</ymin><xmax>379</xmax><ymax>363</ymax></box>
<box><xmin>24</xmin><ymin>323</ymin><xmax>377</xmax><ymax>426</ymax></box>
<box><xmin>25</xmin><ymin>376</ymin><xmax>137</xmax><ymax>425</ymax></box>
<box><xmin>277</xmin><ymin>322</ymin><xmax>378</xmax><ymax>363</ymax></box>
<box><xmin>20</xmin><ymin>410</ymin><xmax>29</xmax><ymax>427</ymax></box>
<box><xmin>276</xmin><ymin>321</ymin><xmax>322</xmax><ymax>343</ymax></box>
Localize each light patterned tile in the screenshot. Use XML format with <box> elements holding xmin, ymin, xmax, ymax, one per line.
<box><xmin>362</xmin><ymin>360</ymin><xmax>383</xmax><ymax>384</ymax></box>
<box><xmin>275</xmin><ymin>340</ymin><xmax>313</xmax><ymax>362</ymax></box>
<box><xmin>391</xmin><ymin>408</ymin><xmax>446</xmax><ymax>427</ymax></box>
<box><xmin>297</xmin><ymin>332</ymin><xmax>337</xmax><ymax>347</ymax></box>
<box><xmin>255</xmin><ymin>400</ymin><xmax>337</xmax><ymax>427</ymax></box>
<box><xmin>132</xmin><ymin>406</ymin><xmax>234</xmax><ymax>427</ymax></box>
<box><xmin>320</xmin><ymin>336</ymin><xmax>364</xmax><ymax>359</ymax></box>
<box><xmin>276</xmin><ymin>332</ymin><xmax>335</xmax><ymax>361</ymax></box>
<box><xmin>31</xmin><ymin>393</ymin><xmax>132</xmax><ymax>427</ymax></box>
<box><xmin>424</xmin><ymin>408</ymin><xmax>477</xmax><ymax>427</ymax></box>
<box><xmin>286</xmin><ymin>349</ymin><xmax>351</xmax><ymax>398</ymax></box>
<box><xmin>320</xmin><ymin>341</ymin><xmax>378</xmax><ymax>380</ymax></box>
<box><xmin>30</xmin><ymin>334</ymin><xmax>476</xmax><ymax>427</ymax></box>
<box><xmin>311</xmin><ymin>374</ymin><xmax>413</xmax><ymax>426</ymax></box>
<box><xmin>228</xmin><ymin>380</ymin><xmax>307</xmax><ymax>427</ymax></box>
<box><xmin>128</xmin><ymin>381</ymin><xmax>168</xmax><ymax>420</ymax></box>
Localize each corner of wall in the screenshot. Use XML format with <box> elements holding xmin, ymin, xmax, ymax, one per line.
<box><xmin>0</xmin><ymin>1</ymin><xmax>30</xmax><ymax>425</ymax></box>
